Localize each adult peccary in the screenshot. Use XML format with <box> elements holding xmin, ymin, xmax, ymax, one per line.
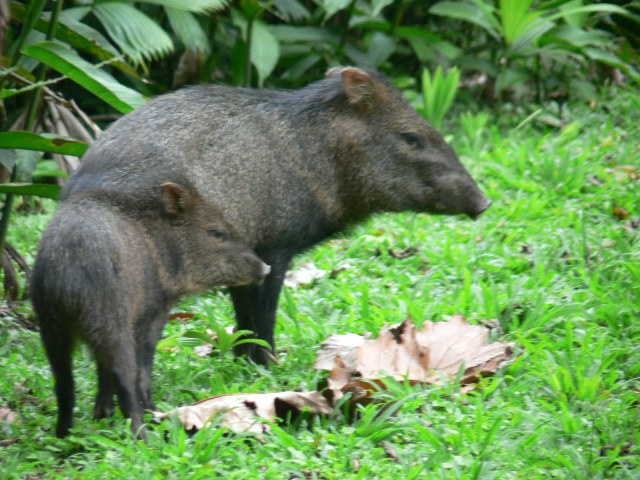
<box><xmin>31</xmin><ymin>176</ymin><xmax>270</xmax><ymax>439</ymax></box>
<box><xmin>62</xmin><ymin>67</ymin><xmax>491</xmax><ymax>366</ymax></box>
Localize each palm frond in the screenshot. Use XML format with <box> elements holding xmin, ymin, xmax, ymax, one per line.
<box><xmin>165</xmin><ymin>7</ymin><xmax>210</xmax><ymax>54</ymax></box>
<box><xmin>92</xmin><ymin>3</ymin><xmax>173</xmax><ymax>65</ymax></box>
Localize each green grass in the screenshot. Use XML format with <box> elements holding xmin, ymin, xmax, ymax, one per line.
<box><xmin>1</xmin><ymin>87</ymin><xmax>638</xmax><ymax>479</ymax></box>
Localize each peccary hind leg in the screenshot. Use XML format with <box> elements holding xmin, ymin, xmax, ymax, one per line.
<box><xmin>136</xmin><ymin>312</ymin><xmax>169</xmax><ymax>411</ymax></box>
<box><xmin>93</xmin><ymin>360</ymin><xmax>115</xmax><ymax>419</ymax></box>
<box><xmin>40</xmin><ymin>323</ymin><xmax>75</xmax><ymax>438</ymax></box>
<box><xmin>95</xmin><ymin>337</ymin><xmax>146</xmax><ymax>440</ymax></box>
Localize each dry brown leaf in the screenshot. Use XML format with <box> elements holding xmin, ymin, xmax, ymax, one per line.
<box><xmin>612</xmin><ymin>206</ymin><xmax>631</xmax><ymax>220</ymax></box>
<box><xmin>0</xmin><ymin>407</ymin><xmax>18</xmax><ymax>425</ymax></box>
<box><xmin>356</xmin><ymin>321</ymin><xmax>431</xmax><ymax>381</ymax></box>
<box><xmin>388</xmin><ymin>247</ymin><xmax>419</xmax><ymax>259</ymax></box>
<box><xmin>154</xmin><ymin>391</ymin><xmax>332</xmax><ymax>434</ymax></box>
<box><xmin>316</xmin><ymin>316</ymin><xmax>514</xmax><ymax>389</ymax></box>
<box><xmin>313</xmin><ymin>333</ymin><xmax>365</xmax><ymax>371</ymax></box>
<box><xmin>169</xmin><ymin>312</ymin><xmax>195</xmax><ymax>322</ymax></box>
<box><xmin>284</xmin><ymin>262</ymin><xmax>327</xmax><ymax>288</ymax></box>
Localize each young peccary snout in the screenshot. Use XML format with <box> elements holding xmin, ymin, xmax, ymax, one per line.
<box><xmin>31</xmin><ymin>178</ymin><xmax>269</xmax><ymax>439</ymax></box>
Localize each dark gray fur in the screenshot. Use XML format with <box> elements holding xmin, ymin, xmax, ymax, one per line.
<box><xmin>62</xmin><ymin>67</ymin><xmax>490</xmax><ymax>365</ymax></box>
<box><xmin>31</xmin><ymin>176</ymin><xmax>270</xmax><ymax>438</ymax></box>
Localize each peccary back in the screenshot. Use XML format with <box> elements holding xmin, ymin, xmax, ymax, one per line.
<box><xmin>62</xmin><ymin>67</ymin><xmax>490</xmax><ymax>365</ymax></box>
<box><xmin>31</xmin><ymin>177</ymin><xmax>270</xmax><ymax>438</ymax></box>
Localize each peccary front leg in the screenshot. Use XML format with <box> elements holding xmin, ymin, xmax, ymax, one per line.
<box><xmin>230</xmin><ymin>252</ymin><xmax>291</xmax><ymax>365</ymax></box>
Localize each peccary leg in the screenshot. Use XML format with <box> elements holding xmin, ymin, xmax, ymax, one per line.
<box><xmin>40</xmin><ymin>322</ymin><xmax>75</xmax><ymax>438</ymax></box>
<box><xmin>230</xmin><ymin>252</ymin><xmax>291</xmax><ymax>365</ymax></box>
<box><xmin>136</xmin><ymin>312</ymin><xmax>169</xmax><ymax>411</ymax></box>
<box><xmin>96</xmin><ymin>339</ymin><xmax>146</xmax><ymax>440</ymax></box>
<box><xmin>229</xmin><ymin>284</ymin><xmax>259</xmax><ymax>359</ymax></box>
<box><xmin>93</xmin><ymin>360</ymin><xmax>115</xmax><ymax>419</ymax></box>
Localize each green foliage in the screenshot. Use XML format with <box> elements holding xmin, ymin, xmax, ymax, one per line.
<box><xmin>430</xmin><ymin>0</ymin><xmax>639</xmax><ymax>102</ymax></box>
<box><xmin>421</xmin><ymin>66</ymin><xmax>460</xmax><ymax>129</ymax></box>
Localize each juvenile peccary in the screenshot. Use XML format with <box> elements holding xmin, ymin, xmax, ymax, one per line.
<box><xmin>63</xmin><ymin>67</ymin><xmax>491</xmax><ymax>365</ymax></box>
<box><xmin>31</xmin><ymin>177</ymin><xmax>270</xmax><ymax>438</ymax></box>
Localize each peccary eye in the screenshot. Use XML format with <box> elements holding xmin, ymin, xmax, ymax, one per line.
<box><xmin>209</xmin><ymin>228</ymin><xmax>227</xmax><ymax>240</ymax></box>
<box><xmin>400</xmin><ymin>132</ymin><xmax>424</xmax><ymax>149</ymax></box>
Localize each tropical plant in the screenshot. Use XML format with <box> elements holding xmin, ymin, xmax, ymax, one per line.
<box><xmin>420</xmin><ymin>65</ymin><xmax>460</xmax><ymax>129</ymax></box>
<box><xmin>429</xmin><ymin>0</ymin><xmax>639</xmax><ymax>103</ymax></box>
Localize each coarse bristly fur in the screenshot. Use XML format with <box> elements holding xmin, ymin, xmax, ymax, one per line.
<box><xmin>62</xmin><ymin>66</ymin><xmax>490</xmax><ymax>366</ymax></box>
<box><xmin>31</xmin><ymin>174</ymin><xmax>270</xmax><ymax>439</ymax></box>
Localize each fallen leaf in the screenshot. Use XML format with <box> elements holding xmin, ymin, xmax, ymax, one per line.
<box><xmin>0</xmin><ymin>407</ymin><xmax>18</xmax><ymax>425</ymax></box>
<box><xmin>329</xmin><ymin>263</ymin><xmax>352</xmax><ymax>278</ymax></box>
<box><xmin>612</xmin><ymin>206</ymin><xmax>631</xmax><ymax>220</ymax></box>
<box><xmin>416</xmin><ymin>316</ymin><xmax>514</xmax><ymax>383</ymax></box>
<box><xmin>316</xmin><ymin>317</ymin><xmax>514</xmax><ymax>389</ymax></box>
<box><xmin>154</xmin><ymin>391</ymin><xmax>332</xmax><ymax>434</ymax></box>
<box><xmin>356</xmin><ymin>321</ymin><xmax>431</xmax><ymax>381</ymax></box>
<box><xmin>284</xmin><ymin>262</ymin><xmax>327</xmax><ymax>288</ymax></box>
<box><xmin>388</xmin><ymin>247</ymin><xmax>419</xmax><ymax>259</ymax></box>
<box><xmin>313</xmin><ymin>334</ymin><xmax>365</xmax><ymax>371</ymax></box>
<box><xmin>169</xmin><ymin>312</ymin><xmax>195</xmax><ymax>322</ymax></box>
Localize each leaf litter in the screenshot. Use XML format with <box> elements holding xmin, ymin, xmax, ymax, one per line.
<box><xmin>157</xmin><ymin>316</ymin><xmax>515</xmax><ymax>434</ymax></box>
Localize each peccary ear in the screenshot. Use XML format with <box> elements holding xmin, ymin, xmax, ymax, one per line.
<box><xmin>161</xmin><ymin>182</ymin><xmax>191</xmax><ymax>215</ymax></box>
<box><xmin>328</xmin><ymin>67</ymin><xmax>379</xmax><ymax>113</ymax></box>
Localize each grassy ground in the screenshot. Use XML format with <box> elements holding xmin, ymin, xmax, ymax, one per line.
<box><xmin>1</xmin><ymin>87</ymin><xmax>638</xmax><ymax>479</ymax></box>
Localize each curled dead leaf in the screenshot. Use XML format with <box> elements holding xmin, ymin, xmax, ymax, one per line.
<box><xmin>284</xmin><ymin>262</ymin><xmax>327</xmax><ymax>288</ymax></box>
<box><xmin>316</xmin><ymin>316</ymin><xmax>514</xmax><ymax>391</ymax></box>
<box><xmin>313</xmin><ymin>333</ymin><xmax>365</xmax><ymax>371</ymax></box>
<box><xmin>154</xmin><ymin>391</ymin><xmax>332</xmax><ymax>434</ymax></box>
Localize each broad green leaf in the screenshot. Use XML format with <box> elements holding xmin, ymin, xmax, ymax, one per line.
<box><xmin>559</xmin><ymin>0</ymin><xmax>588</xmax><ymax>27</ymax></box>
<box><xmin>137</xmin><ymin>0</ymin><xmax>228</xmax><ymax>14</ymax></box>
<box><xmin>457</xmin><ymin>55</ymin><xmax>500</xmax><ymax>76</ymax></box>
<box><xmin>0</xmin><ymin>131</ymin><xmax>88</xmax><ymax>156</ymax></box>
<box><xmin>323</xmin><ymin>0</ymin><xmax>352</xmax><ymax>20</ymax></box>
<box><xmin>395</xmin><ymin>27</ymin><xmax>461</xmax><ymax>60</ymax></box>
<box><xmin>499</xmin><ymin>0</ymin><xmax>540</xmax><ymax>46</ymax></box>
<box><xmin>539</xmin><ymin>26</ymin><xmax>610</xmax><ymax>49</ymax></box>
<box><xmin>251</xmin><ymin>21</ymin><xmax>280</xmax><ymax>86</ymax></box>
<box><xmin>508</xmin><ymin>19</ymin><xmax>553</xmax><ymax>56</ymax></box>
<box><xmin>495</xmin><ymin>66</ymin><xmax>531</xmax><ymax>93</ymax></box>
<box><xmin>92</xmin><ymin>3</ymin><xmax>174</xmax><ymax>64</ymax></box>
<box><xmin>429</xmin><ymin>1</ymin><xmax>500</xmax><ymax>39</ymax></box>
<box><xmin>282</xmin><ymin>54</ymin><xmax>322</xmax><ymax>80</ymax></box>
<box><xmin>32</xmin><ymin>160</ymin><xmax>69</xmax><ymax>179</ymax></box>
<box><xmin>165</xmin><ymin>8</ymin><xmax>210</xmax><ymax>54</ymax></box>
<box><xmin>0</xmin><ymin>183</ymin><xmax>61</xmax><ymax>200</ymax></box>
<box><xmin>363</xmin><ymin>32</ymin><xmax>395</xmax><ymax>68</ymax></box>
<box><xmin>583</xmin><ymin>47</ymin><xmax>640</xmax><ymax>80</ymax></box>
<box><xmin>271</xmin><ymin>25</ymin><xmax>337</xmax><ymax>43</ymax></box>
<box><xmin>372</xmin><ymin>0</ymin><xmax>394</xmax><ymax>17</ymax></box>
<box><xmin>545</xmin><ymin>4</ymin><xmax>632</xmax><ymax>24</ymax></box>
<box><xmin>274</xmin><ymin>0</ymin><xmax>311</xmax><ymax>21</ymax></box>
<box><xmin>22</xmin><ymin>41</ymin><xmax>146</xmax><ymax>114</ymax></box>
